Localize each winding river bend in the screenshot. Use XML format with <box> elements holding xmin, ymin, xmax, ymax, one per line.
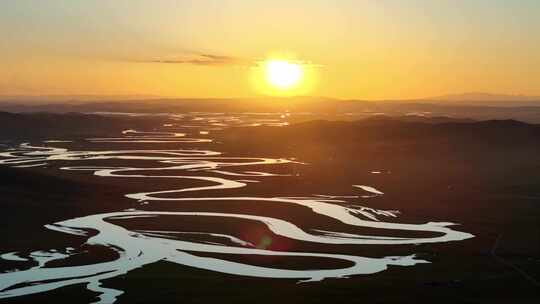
<box><xmin>0</xmin><ymin>113</ymin><xmax>474</xmax><ymax>303</ymax></box>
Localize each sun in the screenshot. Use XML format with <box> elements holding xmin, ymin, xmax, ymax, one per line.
<box><xmin>264</xmin><ymin>60</ymin><xmax>303</xmax><ymax>89</ymax></box>
<box><xmin>250</xmin><ymin>57</ymin><xmax>316</xmax><ymax>96</ymax></box>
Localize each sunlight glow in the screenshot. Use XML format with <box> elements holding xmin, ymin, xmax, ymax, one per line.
<box><xmin>264</xmin><ymin>60</ymin><xmax>303</xmax><ymax>89</ymax></box>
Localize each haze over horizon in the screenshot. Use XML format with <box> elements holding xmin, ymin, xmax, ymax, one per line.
<box><xmin>1</xmin><ymin>92</ymin><xmax>540</xmax><ymax>107</ymax></box>
<box><xmin>1</xmin><ymin>0</ymin><xmax>539</xmax><ymax>100</ymax></box>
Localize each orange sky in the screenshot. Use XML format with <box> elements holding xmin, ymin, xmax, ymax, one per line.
<box><xmin>1</xmin><ymin>1</ymin><xmax>539</xmax><ymax>99</ymax></box>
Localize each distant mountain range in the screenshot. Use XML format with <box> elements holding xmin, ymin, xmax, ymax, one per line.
<box><xmin>423</xmin><ymin>92</ymin><xmax>540</xmax><ymax>105</ymax></box>
<box><xmin>0</xmin><ymin>111</ymin><xmax>537</xmax><ymax>142</ymax></box>
<box><xmin>2</xmin><ymin>94</ymin><xmax>540</xmax><ymax>123</ymax></box>
<box><xmin>1</xmin><ymin>92</ymin><xmax>539</xmax><ymax>106</ymax></box>
<box><xmin>0</xmin><ymin>94</ymin><xmax>164</xmax><ymax>104</ymax></box>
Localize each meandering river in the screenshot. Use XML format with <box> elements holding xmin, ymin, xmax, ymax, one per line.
<box><xmin>0</xmin><ymin>113</ymin><xmax>473</xmax><ymax>303</ymax></box>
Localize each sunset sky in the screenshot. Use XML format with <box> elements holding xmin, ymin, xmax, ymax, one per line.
<box><xmin>1</xmin><ymin>0</ymin><xmax>539</xmax><ymax>99</ymax></box>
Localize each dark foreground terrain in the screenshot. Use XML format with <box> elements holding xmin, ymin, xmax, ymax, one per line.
<box><xmin>0</xmin><ymin>112</ymin><xmax>539</xmax><ymax>303</ymax></box>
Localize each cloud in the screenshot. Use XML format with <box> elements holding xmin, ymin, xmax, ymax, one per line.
<box><xmin>132</xmin><ymin>53</ymin><xmax>321</xmax><ymax>69</ymax></box>
<box><xmin>141</xmin><ymin>53</ymin><xmax>249</xmax><ymax>66</ymax></box>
